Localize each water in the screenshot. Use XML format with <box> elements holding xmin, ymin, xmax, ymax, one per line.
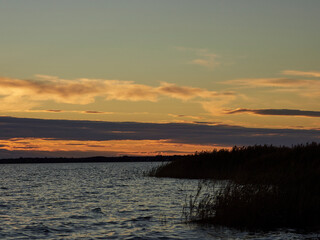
<box><xmin>0</xmin><ymin>162</ymin><xmax>319</xmax><ymax>239</ymax></box>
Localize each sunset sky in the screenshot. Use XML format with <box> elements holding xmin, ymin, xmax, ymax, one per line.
<box><xmin>0</xmin><ymin>0</ymin><xmax>319</xmax><ymax>158</ymax></box>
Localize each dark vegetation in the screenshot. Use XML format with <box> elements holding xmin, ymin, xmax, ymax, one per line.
<box><xmin>149</xmin><ymin>143</ymin><xmax>320</xmax><ymax>231</ymax></box>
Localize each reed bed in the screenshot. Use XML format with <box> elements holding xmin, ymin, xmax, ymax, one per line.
<box><xmin>150</xmin><ymin>143</ymin><xmax>320</xmax><ymax>230</ymax></box>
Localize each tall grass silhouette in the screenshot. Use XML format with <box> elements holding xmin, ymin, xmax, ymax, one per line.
<box><xmin>150</xmin><ymin>143</ymin><xmax>320</xmax><ymax>230</ymax></box>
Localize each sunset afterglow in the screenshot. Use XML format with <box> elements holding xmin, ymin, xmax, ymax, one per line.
<box><xmin>1</xmin><ymin>1</ymin><xmax>319</xmax><ymax>158</ymax></box>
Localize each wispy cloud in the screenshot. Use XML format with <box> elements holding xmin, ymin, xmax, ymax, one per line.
<box><xmin>190</xmin><ymin>55</ymin><xmax>219</xmax><ymax>69</ymax></box>
<box><xmin>224</xmin><ymin>77</ymin><xmax>320</xmax><ymax>98</ymax></box>
<box><xmin>168</xmin><ymin>114</ymin><xmax>203</xmax><ymax>120</ymax></box>
<box><xmin>225</xmin><ymin>108</ymin><xmax>320</xmax><ymax>118</ymax></box>
<box><xmin>224</xmin><ymin>78</ymin><xmax>316</xmax><ymax>88</ymax></box>
<box><xmin>46</xmin><ymin>109</ymin><xmax>63</xmax><ymax>113</ymax></box>
<box><xmin>84</xmin><ymin>110</ymin><xmax>108</xmax><ymax>114</ymax></box>
<box><xmin>176</xmin><ymin>47</ymin><xmax>220</xmax><ymax>69</ymax></box>
<box><xmin>158</xmin><ymin>82</ymin><xmax>234</xmax><ymax>100</ymax></box>
<box><xmin>282</xmin><ymin>70</ymin><xmax>320</xmax><ymax>78</ymax></box>
<box><xmin>200</xmin><ymin>91</ymin><xmax>240</xmax><ymax>115</ymax></box>
<box><xmin>19</xmin><ymin>109</ymin><xmax>115</xmax><ymax>115</ymax></box>
<box><xmin>0</xmin><ymin>75</ymin><xmax>234</xmax><ymax>111</ymax></box>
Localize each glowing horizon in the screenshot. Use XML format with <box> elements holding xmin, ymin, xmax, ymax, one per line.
<box><xmin>1</xmin><ymin>1</ymin><xmax>319</xmax><ymax>158</ymax></box>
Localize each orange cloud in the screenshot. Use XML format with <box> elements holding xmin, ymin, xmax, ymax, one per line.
<box><xmin>0</xmin><ymin>76</ymin><xmax>105</xmax><ymax>104</ymax></box>
<box><xmin>224</xmin><ymin>77</ymin><xmax>320</xmax><ymax>98</ymax></box>
<box><xmin>1</xmin><ymin>116</ymin><xmax>319</xmax><ymax>158</ymax></box>
<box><xmin>0</xmin><ymin>75</ymin><xmax>234</xmax><ymax>111</ymax></box>
<box><xmin>200</xmin><ymin>92</ymin><xmax>238</xmax><ymax>115</ymax></box>
<box><xmin>224</xmin><ymin>78</ymin><xmax>315</xmax><ymax>88</ymax></box>
<box><xmin>0</xmin><ymin>138</ymin><xmax>219</xmax><ymax>156</ymax></box>
<box><xmin>282</xmin><ymin>70</ymin><xmax>320</xmax><ymax>78</ymax></box>
<box><xmin>157</xmin><ymin>82</ymin><xmax>228</xmax><ymax>100</ymax></box>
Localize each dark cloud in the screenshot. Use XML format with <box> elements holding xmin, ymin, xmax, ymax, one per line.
<box><xmin>84</xmin><ymin>111</ymin><xmax>104</xmax><ymax>114</ymax></box>
<box><xmin>0</xmin><ymin>116</ymin><xmax>319</xmax><ymax>148</ymax></box>
<box><xmin>46</xmin><ymin>109</ymin><xmax>63</xmax><ymax>113</ymax></box>
<box><xmin>226</xmin><ymin>108</ymin><xmax>320</xmax><ymax>118</ymax></box>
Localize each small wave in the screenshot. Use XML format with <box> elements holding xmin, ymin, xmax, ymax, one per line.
<box><xmin>92</xmin><ymin>207</ymin><xmax>104</xmax><ymax>214</ymax></box>
<box><xmin>24</xmin><ymin>223</ymin><xmax>53</xmax><ymax>234</ymax></box>
<box><xmin>131</xmin><ymin>216</ymin><xmax>153</xmax><ymax>222</ymax></box>
<box><xmin>69</xmin><ymin>215</ymin><xmax>93</xmax><ymax>220</ymax></box>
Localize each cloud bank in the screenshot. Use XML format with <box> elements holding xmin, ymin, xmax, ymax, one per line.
<box><xmin>0</xmin><ymin>116</ymin><xmax>318</xmax><ymax>148</ymax></box>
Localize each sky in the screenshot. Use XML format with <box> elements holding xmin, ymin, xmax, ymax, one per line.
<box><xmin>0</xmin><ymin>0</ymin><xmax>319</xmax><ymax>158</ymax></box>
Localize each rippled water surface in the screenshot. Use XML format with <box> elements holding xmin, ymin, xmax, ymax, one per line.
<box><xmin>0</xmin><ymin>162</ymin><xmax>319</xmax><ymax>239</ymax></box>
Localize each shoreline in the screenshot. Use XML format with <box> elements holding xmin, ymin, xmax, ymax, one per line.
<box><xmin>0</xmin><ymin>155</ymin><xmax>180</xmax><ymax>164</ymax></box>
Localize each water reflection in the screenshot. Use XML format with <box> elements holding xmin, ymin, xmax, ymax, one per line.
<box><xmin>0</xmin><ymin>162</ymin><xmax>318</xmax><ymax>239</ymax></box>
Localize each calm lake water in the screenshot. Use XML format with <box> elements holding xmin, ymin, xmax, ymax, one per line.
<box><xmin>0</xmin><ymin>162</ymin><xmax>318</xmax><ymax>239</ymax></box>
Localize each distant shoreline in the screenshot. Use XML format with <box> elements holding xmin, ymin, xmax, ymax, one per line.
<box><xmin>0</xmin><ymin>155</ymin><xmax>182</xmax><ymax>164</ymax></box>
